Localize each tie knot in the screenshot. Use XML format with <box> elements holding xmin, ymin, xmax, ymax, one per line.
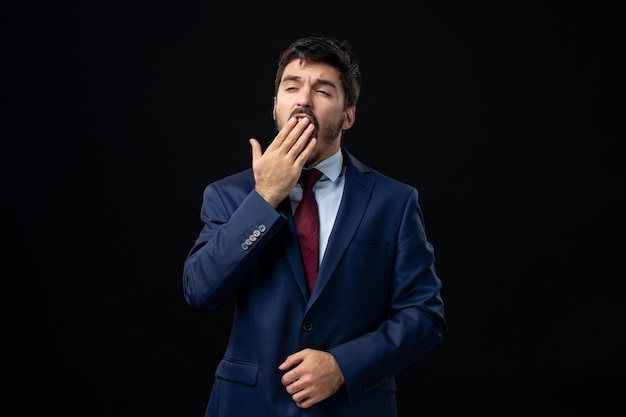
<box><xmin>299</xmin><ymin>168</ymin><xmax>323</xmax><ymax>188</ymax></box>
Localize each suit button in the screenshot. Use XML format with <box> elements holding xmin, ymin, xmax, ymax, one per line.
<box><xmin>302</xmin><ymin>321</ymin><xmax>314</xmax><ymax>331</ymax></box>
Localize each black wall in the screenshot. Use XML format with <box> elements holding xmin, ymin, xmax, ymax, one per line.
<box><xmin>3</xmin><ymin>2</ymin><xmax>624</xmax><ymax>416</ymax></box>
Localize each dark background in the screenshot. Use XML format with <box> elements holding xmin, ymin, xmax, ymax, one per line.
<box><xmin>3</xmin><ymin>1</ymin><xmax>624</xmax><ymax>416</ymax></box>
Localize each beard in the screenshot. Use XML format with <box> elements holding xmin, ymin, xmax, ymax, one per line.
<box><xmin>305</xmin><ymin>121</ymin><xmax>343</xmax><ymax>165</ymax></box>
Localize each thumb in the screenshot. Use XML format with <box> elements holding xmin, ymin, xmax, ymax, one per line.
<box><xmin>249</xmin><ymin>138</ymin><xmax>262</xmax><ymax>162</ymax></box>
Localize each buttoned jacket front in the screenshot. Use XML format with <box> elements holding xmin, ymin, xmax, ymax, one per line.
<box><xmin>183</xmin><ymin>148</ymin><xmax>446</xmax><ymax>417</ymax></box>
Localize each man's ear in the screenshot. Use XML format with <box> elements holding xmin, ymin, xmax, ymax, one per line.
<box><xmin>342</xmin><ymin>106</ymin><xmax>356</xmax><ymax>130</ymax></box>
<box><xmin>272</xmin><ymin>97</ymin><xmax>277</xmax><ymax>120</ymax></box>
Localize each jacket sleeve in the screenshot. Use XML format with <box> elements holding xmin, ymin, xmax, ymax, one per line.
<box><xmin>182</xmin><ymin>182</ymin><xmax>287</xmax><ymax>311</ymax></box>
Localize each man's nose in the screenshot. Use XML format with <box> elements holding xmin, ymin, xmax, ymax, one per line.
<box><xmin>296</xmin><ymin>86</ymin><xmax>312</xmax><ymax>107</ymax></box>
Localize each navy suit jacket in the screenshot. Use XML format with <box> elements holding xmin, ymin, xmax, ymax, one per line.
<box><xmin>183</xmin><ymin>148</ymin><xmax>446</xmax><ymax>417</ymax></box>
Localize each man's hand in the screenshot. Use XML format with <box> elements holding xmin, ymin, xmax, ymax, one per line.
<box><xmin>249</xmin><ymin>117</ymin><xmax>317</xmax><ymax>208</ymax></box>
<box><xmin>278</xmin><ymin>348</ymin><xmax>345</xmax><ymax>409</ymax></box>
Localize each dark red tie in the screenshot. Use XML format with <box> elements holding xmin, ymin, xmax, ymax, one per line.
<box><xmin>294</xmin><ymin>168</ymin><xmax>323</xmax><ymax>292</ymax></box>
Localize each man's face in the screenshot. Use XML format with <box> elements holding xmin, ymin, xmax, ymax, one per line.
<box><xmin>273</xmin><ymin>59</ymin><xmax>355</xmax><ymax>167</ymax></box>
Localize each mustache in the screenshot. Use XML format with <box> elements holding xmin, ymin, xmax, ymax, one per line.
<box><xmin>290</xmin><ymin>108</ymin><xmax>318</xmax><ymax>125</ymax></box>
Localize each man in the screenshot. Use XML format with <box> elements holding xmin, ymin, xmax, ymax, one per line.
<box><xmin>183</xmin><ymin>36</ymin><xmax>446</xmax><ymax>417</ymax></box>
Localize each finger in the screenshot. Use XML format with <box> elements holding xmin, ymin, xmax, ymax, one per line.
<box><xmin>266</xmin><ymin>117</ymin><xmax>298</xmax><ymax>151</ymax></box>
<box><xmin>293</xmin><ymin>392</ymin><xmax>311</xmax><ymax>407</ymax></box>
<box><xmin>278</xmin><ymin>352</ymin><xmax>304</xmax><ymax>371</ymax></box>
<box><xmin>295</xmin><ymin>394</ymin><xmax>316</xmax><ymax>409</ymax></box>
<box><xmin>283</xmin><ymin>125</ymin><xmax>315</xmax><ymax>164</ymax></box>
<box><xmin>294</xmin><ymin>137</ymin><xmax>317</xmax><ymax>165</ymax></box>
<box><xmin>282</xmin><ymin>117</ymin><xmax>313</xmax><ymax>153</ymax></box>
<box><xmin>280</xmin><ymin>364</ymin><xmax>301</xmax><ymax>386</ymax></box>
<box><xmin>285</xmin><ymin>380</ymin><xmax>303</xmax><ymax>395</ymax></box>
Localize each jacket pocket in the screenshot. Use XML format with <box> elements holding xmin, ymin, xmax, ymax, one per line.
<box><xmin>215</xmin><ymin>358</ymin><xmax>258</xmax><ymax>386</ymax></box>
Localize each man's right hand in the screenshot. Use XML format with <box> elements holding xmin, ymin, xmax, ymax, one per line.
<box><xmin>249</xmin><ymin>117</ymin><xmax>317</xmax><ymax>208</ymax></box>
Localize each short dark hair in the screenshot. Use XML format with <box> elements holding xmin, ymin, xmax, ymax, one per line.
<box><xmin>274</xmin><ymin>36</ymin><xmax>361</xmax><ymax>109</ymax></box>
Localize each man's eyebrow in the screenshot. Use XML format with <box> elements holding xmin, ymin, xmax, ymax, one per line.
<box><xmin>282</xmin><ymin>74</ymin><xmax>301</xmax><ymax>83</ymax></box>
<box><xmin>315</xmin><ymin>78</ymin><xmax>338</xmax><ymax>89</ymax></box>
<box><xmin>282</xmin><ymin>75</ymin><xmax>338</xmax><ymax>89</ymax></box>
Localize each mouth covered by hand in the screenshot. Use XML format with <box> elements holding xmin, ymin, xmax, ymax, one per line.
<box><xmin>291</xmin><ymin>109</ymin><xmax>317</xmax><ymax>127</ymax></box>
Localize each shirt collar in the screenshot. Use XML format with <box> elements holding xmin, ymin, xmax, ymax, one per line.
<box><xmin>310</xmin><ymin>149</ymin><xmax>343</xmax><ymax>182</ymax></box>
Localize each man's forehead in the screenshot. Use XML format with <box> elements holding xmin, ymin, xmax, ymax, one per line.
<box><xmin>283</xmin><ymin>59</ymin><xmax>341</xmax><ymax>82</ymax></box>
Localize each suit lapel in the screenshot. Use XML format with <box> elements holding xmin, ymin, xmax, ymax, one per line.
<box><xmin>308</xmin><ymin>154</ymin><xmax>375</xmax><ymax>307</ymax></box>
